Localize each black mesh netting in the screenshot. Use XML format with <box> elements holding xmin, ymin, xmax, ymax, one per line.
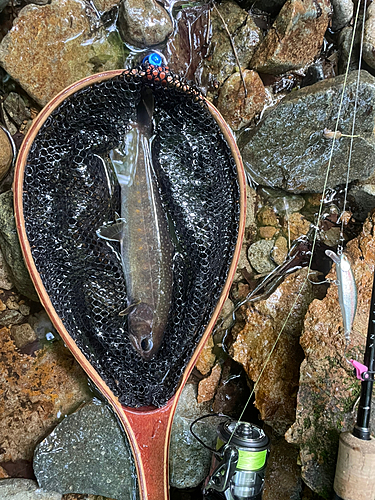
<box><xmin>22</xmin><ymin>64</ymin><xmax>240</xmax><ymax>407</ymax></box>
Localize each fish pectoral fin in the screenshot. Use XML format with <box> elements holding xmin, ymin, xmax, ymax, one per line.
<box><xmin>119</xmin><ymin>300</ymin><xmax>141</xmax><ymax>317</ymax></box>
<box><xmin>96</xmin><ymin>221</ymin><xmax>125</xmax><ymax>242</ymax></box>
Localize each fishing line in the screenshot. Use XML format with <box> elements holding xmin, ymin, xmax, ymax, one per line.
<box><xmin>225</xmin><ymin>1</ymin><xmax>363</xmax><ymax>448</ymax></box>
<box><xmin>339</xmin><ymin>4</ymin><xmax>366</xmax><ymax>252</ymax></box>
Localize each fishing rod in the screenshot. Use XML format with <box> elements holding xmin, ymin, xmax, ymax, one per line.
<box><xmin>332</xmin><ymin>271</ymin><xmax>375</xmax><ymax>500</ymax></box>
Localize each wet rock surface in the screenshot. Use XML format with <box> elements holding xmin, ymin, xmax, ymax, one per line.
<box><xmin>230</xmin><ymin>268</ymin><xmax>326</xmax><ymax>435</ymax></box>
<box><xmin>0</xmin><ymin>325</ymin><xmax>91</xmax><ymax>467</ymax></box>
<box><xmin>170</xmin><ymin>383</ymin><xmax>217</xmax><ymax>490</ymax></box>
<box><xmin>363</xmin><ymin>3</ymin><xmax>375</xmax><ymax>69</ymax></box>
<box><xmin>330</xmin><ymin>0</ymin><xmax>353</xmax><ymax>32</ymax></box>
<box><xmin>285</xmin><ymin>211</ymin><xmax>375</xmax><ymax>498</ymax></box>
<box><xmin>217</xmin><ymin>70</ymin><xmax>266</xmax><ymax>130</ymax></box>
<box><xmin>263</xmin><ymin>436</ymin><xmax>302</xmax><ymax>500</ymax></box>
<box><xmin>0</xmin><ymin>127</ymin><xmax>12</xmax><ymax>181</ymax></box>
<box><xmin>166</xmin><ymin>1</ymin><xmax>262</xmax><ymax>96</ymax></box>
<box><xmin>0</xmin><ymin>478</ymin><xmax>62</xmax><ymax>500</ymax></box>
<box><xmin>247</xmin><ymin>239</ymin><xmax>276</xmax><ymax>274</ymax></box>
<box><xmin>34</xmin><ymin>400</ymin><xmax>137</xmax><ymax>500</ymax></box>
<box><xmin>0</xmin><ymin>191</ymin><xmax>38</xmax><ymax>301</ymax></box>
<box><xmin>0</xmin><ymin>0</ymin><xmax>125</xmax><ymax>106</ymax></box>
<box><xmin>250</xmin><ymin>0</ymin><xmax>332</xmax><ymax>74</ymax></box>
<box><xmin>118</xmin><ymin>0</ymin><xmax>173</xmax><ymax>48</ymax></box>
<box><xmin>240</xmin><ymin>71</ymin><xmax>375</xmax><ymax>193</ymax></box>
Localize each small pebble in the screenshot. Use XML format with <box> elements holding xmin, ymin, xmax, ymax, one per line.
<box><xmin>248</xmin><ymin>239</ymin><xmax>276</xmax><ymax>274</ymax></box>
<box><xmin>0</xmin><ymin>128</ymin><xmax>13</xmax><ymax>182</ymax></box>
<box><xmin>257</xmin><ymin>206</ymin><xmax>279</xmax><ymax>227</ymax></box>
<box><xmin>19</xmin><ymin>303</ymin><xmax>30</xmax><ymax>316</ymax></box>
<box><xmin>6</xmin><ymin>295</ymin><xmax>19</xmax><ymax>310</ymax></box>
<box><xmin>286</xmin><ymin>212</ymin><xmax>311</xmax><ymax>242</ymax></box>
<box><xmin>272</xmin><ymin>236</ymin><xmax>289</xmax><ymax>265</ymax></box>
<box><xmin>10</xmin><ymin>323</ymin><xmax>37</xmax><ymax>349</ymax></box>
<box><xmin>259</xmin><ymin>226</ymin><xmax>277</xmax><ymax>239</ymax></box>
<box><xmin>273</xmin><ymin>194</ymin><xmax>305</xmax><ymax>215</ymax></box>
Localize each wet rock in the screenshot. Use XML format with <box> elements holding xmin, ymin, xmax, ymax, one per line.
<box><xmin>259</xmin><ymin>226</ymin><xmax>277</xmax><ymax>239</ymax></box>
<box><xmin>272</xmin><ymin>193</ymin><xmax>305</xmax><ymax>215</ymax></box>
<box><xmin>0</xmin><ymin>0</ymin><xmax>125</xmax><ymax>107</ymax></box>
<box><xmin>196</xmin><ymin>335</ymin><xmax>216</xmax><ymax>376</ymax></box>
<box><xmin>257</xmin><ymin>206</ymin><xmax>279</xmax><ymax>227</ymax></box>
<box><xmin>230</xmin><ymin>268</ymin><xmax>325</xmax><ymax>434</ymax></box>
<box><xmin>0</xmin><ymin>308</ymin><xmax>23</xmax><ymax>326</ymax></box>
<box><xmin>250</xmin><ymin>0</ymin><xmax>332</xmax><ymax>74</ymax></box>
<box><xmin>331</xmin><ymin>0</ymin><xmax>353</xmax><ymax>31</ymax></box>
<box><xmin>349</xmin><ymin>182</ymin><xmax>375</xmax><ymax>221</ymax></box>
<box><xmin>212</xmin><ymin>358</ymin><xmax>250</xmax><ymax>418</ymax></box>
<box><xmin>271</xmin><ymin>235</ymin><xmax>288</xmax><ymax>265</ymax></box>
<box><xmin>287</xmin><ymin>212</ymin><xmax>311</xmax><ymax>242</ymax></box>
<box><xmin>251</xmin><ymin>0</ymin><xmax>287</xmax><ymax>14</ymax></box>
<box><xmin>170</xmin><ymin>383</ymin><xmax>217</xmax><ymax>489</ymax></box>
<box><xmin>0</xmin><ymin>479</ymin><xmax>62</xmax><ymax>500</ymax></box>
<box><xmin>0</xmin><ymin>128</ymin><xmax>12</xmax><ymax>182</ymax></box>
<box><xmin>0</xmin><ymin>247</ymin><xmax>14</xmax><ymax>290</ymax></box>
<box><xmin>319</xmin><ymin>226</ymin><xmax>341</xmax><ymax>247</ymax></box>
<box><xmin>239</xmin><ymin>71</ymin><xmax>375</xmax><ymax>193</ymax></box>
<box><xmin>247</xmin><ymin>239</ymin><xmax>276</xmax><ymax>274</ymax></box>
<box><xmin>166</xmin><ymin>1</ymin><xmax>262</xmax><ymax>96</ymax></box>
<box><xmin>29</xmin><ymin>310</ymin><xmax>58</xmax><ymax>341</ymax></box>
<box><xmin>217</xmin><ymin>70</ymin><xmax>266</xmax><ymax>131</ymax></box>
<box><xmin>118</xmin><ymin>0</ymin><xmax>173</xmax><ymax>48</ymax></box>
<box><xmin>0</xmin><ymin>326</ymin><xmax>91</xmax><ymax>463</ymax></box>
<box><xmin>263</xmin><ymin>437</ymin><xmax>302</xmax><ymax>500</ymax></box>
<box><xmin>364</xmin><ymin>3</ymin><xmax>375</xmax><ymax>69</ymax></box>
<box><xmin>338</xmin><ymin>25</ymin><xmax>361</xmax><ymax>74</ymax></box>
<box><xmin>34</xmin><ymin>400</ymin><xmax>136</xmax><ymax>499</ymax></box>
<box><xmin>3</xmin><ymin>92</ymin><xmax>31</xmax><ymax>127</ymax></box>
<box><xmin>0</xmin><ymin>191</ymin><xmax>38</xmax><ymax>301</ymax></box>
<box><xmin>0</xmin><ymin>0</ymin><xmax>9</xmax><ymax>13</ymax></box>
<box><xmin>10</xmin><ymin>323</ymin><xmax>37</xmax><ymax>348</ymax></box>
<box><xmin>285</xmin><ymin>213</ymin><xmax>375</xmax><ymax>497</ymax></box>
<box><xmin>197</xmin><ymin>363</ymin><xmax>222</xmax><ymax>403</ymax></box>
<box><xmin>92</xmin><ymin>0</ymin><xmax>120</xmax><ymax>11</ymax></box>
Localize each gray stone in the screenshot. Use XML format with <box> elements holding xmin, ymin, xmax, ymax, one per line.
<box><xmin>0</xmin><ymin>478</ymin><xmax>61</xmax><ymax>500</ymax></box>
<box><xmin>0</xmin><ymin>309</ymin><xmax>24</xmax><ymax>326</ymax></box>
<box><xmin>0</xmin><ymin>0</ymin><xmax>9</xmax><ymax>13</ymax></box>
<box><xmin>239</xmin><ymin>71</ymin><xmax>375</xmax><ymax>193</ymax></box>
<box><xmin>3</xmin><ymin>92</ymin><xmax>31</xmax><ymax>127</ymax></box>
<box><xmin>271</xmin><ymin>194</ymin><xmax>305</xmax><ymax>215</ymax></box>
<box><xmin>349</xmin><ymin>182</ymin><xmax>375</xmax><ymax>221</ymax></box>
<box><xmin>247</xmin><ymin>240</ymin><xmax>276</xmax><ymax>274</ymax></box>
<box><xmin>169</xmin><ymin>383</ymin><xmax>217</xmax><ymax>489</ymax></box>
<box><xmin>33</xmin><ymin>400</ymin><xmax>137</xmax><ymax>499</ymax></box>
<box><xmin>331</xmin><ymin>0</ymin><xmax>353</xmax><ymax>31</ymax></box>
<box><xmin>338</xmin><ymin>25</ymin><xmax>361</xmax><ymax>74</ymax></box>
<box><xmin>0</xmin><ymin>191</ymin><xmax>38</xmax><ymax>301</ymax></box>
<box><xmin>118</xmin><ymin>0</ymin><xmax>173</xmax><ymax>48</ymax></box>
<box><xmin>364</xmin><ymin>3</ymin><xmax>375</xmax><ymax>69</ymax></box>
<box><xmin>0</xmin><ymin>246</ymin><xmax>14</xmax><ymax>290</ymax></box>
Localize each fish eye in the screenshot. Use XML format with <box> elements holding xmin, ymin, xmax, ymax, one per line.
<box><xmin>141</xmin><ymin>338</ymin><xmax>153</xmax><ymax>352</ymax></box>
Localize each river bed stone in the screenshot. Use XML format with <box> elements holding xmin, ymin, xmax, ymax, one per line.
<box><xmin>0</xmin><ymin>478</ymin><xmax>62</xmax><ymax>500</ymax></box>
<box><xmin>230</xmin><ymin>267</ymin><xmax>326</xmax><ymax>435</ymax></box>
<box><xmin>166</xmin><ymin>1</ymin><xmax>262</xmax><ymax>96</ymax></box>
<box><xmin>33</xmin><ymin>400</ymin><xmax>137</xmax><ymax>500</ymax></box>
<box><xmin>117</xmin><ymin>0</ymin><xmax>173</xmax><ymax>48</ymax></box>
<box><xmin>250</xmin><ymin>0</ymin><xmax>332</xmax><ymax>75</ymax></box>
<box><xmin>0</xmin><ymin>0</ymin><xmax>125</xmax><ymax>106</ymax></box>
<box><xmin>0</xmin><ymin>127</ymin><xmax>12</xmax><ymax>182</ymax></box>
<box><xmin>0</xmin><ymin>191</ymin><xmax>38</xmax><ymax>301</ymax></box>
<box><xmin>217</xmin><ymin>70</ymin><xmax>266</xmax><ymax>131</ymax></box>
<box><xmin>330</xmin><ymin>0</ymin><xmax>353</xmax><ymax>31</ymax></box>
<box><xmin>239</xmin><ymin>71</ymin><xmax>375</xmax><ymax>193</ymax></box>
<box><xmin>0</xmin><ymin>326</ymin><xmax>91</xmax><ymax>466</ymax></box>
<box><xmin>285</xmin><ymin>211</ymin><xmax>375</xmax><ymax>498</ymax></box>
<box><xmin>363</xmin><ymin>3</ymin><xmax>375</xmax><ymax>69</ymax></box>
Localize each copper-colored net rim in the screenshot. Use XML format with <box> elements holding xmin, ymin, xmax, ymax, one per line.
<box><xmin>13</xmin><ymin>69</ymin><xmax>247</xmax><ymax>500</ymax></box>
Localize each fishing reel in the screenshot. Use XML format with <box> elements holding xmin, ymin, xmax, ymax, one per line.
<box><xmin>191</xmin><ymin>416</ymin><xmax>270</xmax><ymax>500</ymax></box>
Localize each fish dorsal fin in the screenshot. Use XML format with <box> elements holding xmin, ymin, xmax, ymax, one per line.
<box><xmin>96</xmin><ymin>220</ymin><xmax>125</xmax><ymax>242</ymax></box>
